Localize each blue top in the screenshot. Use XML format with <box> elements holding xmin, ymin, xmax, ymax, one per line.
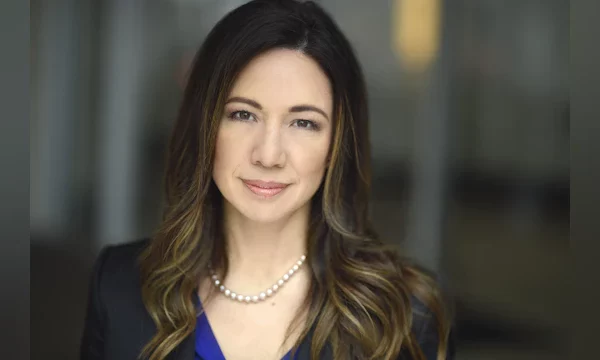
<box><xmin>194</xmin><ymin>308</ymin><xmax>293</xmax><ymax>360</ymax></box>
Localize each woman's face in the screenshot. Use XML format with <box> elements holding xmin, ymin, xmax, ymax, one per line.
<box><xmin>212</xmin><ymin>48</ymin><xmax>333</xmax><ymax>223</ymax></box>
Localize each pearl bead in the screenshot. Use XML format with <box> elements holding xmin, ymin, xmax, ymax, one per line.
<box><xmin>210</xmin><ymin>253</ymin><xmax>306</xmax><ymax>304</ymax></box>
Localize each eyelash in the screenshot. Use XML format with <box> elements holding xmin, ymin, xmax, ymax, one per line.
<box><xmin>227</xmin><ymin>110</ymin><xmax>256</xmax><ymax>122</ymax></box>
<box><xmin>227</xmin><ymin>110</ymin><xmax>320</xmax><ymax>131</ymax></box>
<box><xmin>293</xmin><ymin>119</ymin><xmax>320</xmax><ymax>131</ymax></box>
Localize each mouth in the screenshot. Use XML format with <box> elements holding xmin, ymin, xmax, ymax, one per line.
<box><xmin>242</xmin><ymin>179</ymin><xmax>290</xmax><ymax>198</ymax></box>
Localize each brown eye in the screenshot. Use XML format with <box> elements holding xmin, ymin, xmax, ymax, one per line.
<box><xmin>293</xmin><ymin>119</ymin><xmax>318</xmax><ymax>130</ymax></box>
<box><xmin>230</xmin><ymin>110</ymin><xmax>255</xmax><ymax>121</ymax></box>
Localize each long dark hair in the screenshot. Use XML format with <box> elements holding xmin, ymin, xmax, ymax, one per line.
<box><xmin>139</xmin><ymin>1</ymin><xmax>451</xmax><ymax>359</ymax></box>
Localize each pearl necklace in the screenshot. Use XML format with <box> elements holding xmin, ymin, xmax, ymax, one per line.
<box><xmin>209</xmin><ymin>254</ymin><xmax>307</xmax><ymax>303</ymax></box>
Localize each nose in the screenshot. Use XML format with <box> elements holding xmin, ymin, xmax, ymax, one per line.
<box><xmin>251</xmin><ymin>124</ymin><xmax>286</xmax><ymax>168</ymax></box>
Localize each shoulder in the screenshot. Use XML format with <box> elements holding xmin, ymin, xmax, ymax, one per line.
<box><xmin>95</xmin><ymin>238</ymin><xmax>150</xmax><ymax>287</ymax></box>
<box><xmin>97</xmin><ymin>238</ymin><xmax>150</xmax><ymax>272</ymax></box>
<box><xmin>404</xmin><ymin>295</ymin><xmax>456</xmax><ymax>360</ymax></box>
<box><xmin>392</xmin><ymin>259</ymin><xmax>454</xmax><ymax>359</ymax></box>
<box><xmin>409</xmin><ymin>296</ymin><xmax>440</xmax><ymax>347</ymax></box>
<box><xmin>81</xmin><ymin>238</ymin><xmax>155</xmax><ymax>358</ymax></box>
<box><xmin>92</xmin><ymin>238</ymin><xmax>151</xmax><ymax>315</ymax></box>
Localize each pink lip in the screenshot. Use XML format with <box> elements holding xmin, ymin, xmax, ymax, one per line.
<box><xmin>242</xmin><ymin>179</ymin><xmax>289</xmax><ymax>198</ymax></box>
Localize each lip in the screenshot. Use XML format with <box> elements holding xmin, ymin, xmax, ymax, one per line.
<box><xmin>242</xmin><ymin>179</ymin><xmax>289</xmax><ymax>198</ymax></box>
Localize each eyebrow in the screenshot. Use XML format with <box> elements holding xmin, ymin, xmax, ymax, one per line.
<box><xmin>226</xmin><ymin>96</ymin><xmax>329</xmax><ymax>121</ymax></box>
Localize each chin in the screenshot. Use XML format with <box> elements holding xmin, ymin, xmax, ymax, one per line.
<box><xmin>232</xmin><ymin>197</ymin><xmax>304</xmax><ymax>224</ymax></box>
<box><xmin>241</xmin><ymin>208</ymin><xmax>290</xmax><ymax>223</ymax></box>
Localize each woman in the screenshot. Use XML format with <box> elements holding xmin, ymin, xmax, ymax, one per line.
<box><xmin>80</xmin><ymin>1</ymin><xmax>454</xmax><ymax>359</ymax></box>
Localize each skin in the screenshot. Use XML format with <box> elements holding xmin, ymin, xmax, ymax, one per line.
<box><xmin>200</xmin><ymin>48</ymin><xmax>333</xmax><ymax>360</ymax></box>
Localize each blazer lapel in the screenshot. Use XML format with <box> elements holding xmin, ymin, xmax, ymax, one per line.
<box><xmin>135</xmin><ymin>308</ymin><xmax>195</xmax><ymax>360</ymax></box>
<box><xmin>167</xmin><ymin>331</ymin><xmax>195</xmax><ymax>360</ymax></box>
<box><xmin>162</xmin><ymin>291</ymin><xmax>198</xmax><ymax>360</ymax></box>
<box><xmin>293</xmin><ymin>326</ymin><xmax>333</xmax><ymax>360</ymax></box>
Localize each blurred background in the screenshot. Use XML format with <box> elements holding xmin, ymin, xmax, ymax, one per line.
<box><xmin>30</xmin><ymin>0</ymin><xmax>569</xmax><ymax>359</ymax></box>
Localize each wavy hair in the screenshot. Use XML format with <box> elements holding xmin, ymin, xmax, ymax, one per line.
<box><xmin>138</xmin><ymin>1</ymin><xmax>451</xmax><ymax>359</ymax></box>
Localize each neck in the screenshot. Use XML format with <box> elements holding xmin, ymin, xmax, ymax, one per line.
<box><xmin>221</xmin><ymin>202</ymin><xmax>309</xmax><ymax>283</ymax></box>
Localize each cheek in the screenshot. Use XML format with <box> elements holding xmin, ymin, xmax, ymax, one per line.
<box><xmin>213</xmin><ymin>128</ymin><xmax>241</xmax><ymax>178</ymax></box>
<box><xmin>295</xmin><ymin>139</ymin><xmax>330</xmax><ymax>178</ymax></box>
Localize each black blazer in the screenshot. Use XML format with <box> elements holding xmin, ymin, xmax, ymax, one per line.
<box><xmin>80</xmin><ymin>239</ymin><xmax>454</xmax><ymax>360</ymax></box>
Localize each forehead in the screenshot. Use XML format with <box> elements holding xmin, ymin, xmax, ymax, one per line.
<box><xmin>228</xmin><ymin>48</ymin><xmax>333</xmax><ymax>114</ymax></box>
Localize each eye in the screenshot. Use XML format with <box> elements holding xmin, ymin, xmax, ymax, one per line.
<box><xmin>228</xmin><ymin>110</ymin><xmax>256</xmax><ymax>121</ymax></box>
<box><xmin>293</xmin><ymin>119</ymin><xmax>319</xmax><ymax>131</ymax></box>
